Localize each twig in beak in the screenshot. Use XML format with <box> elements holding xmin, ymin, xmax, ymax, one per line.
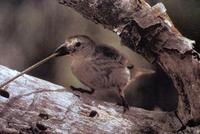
<box><xmin>0</xmin><ymin>53</ymin><xmax>58</xmax><ymax>98</ymax></box>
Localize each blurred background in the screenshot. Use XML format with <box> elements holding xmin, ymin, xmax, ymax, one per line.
<box><xmin>0</xmin><ymin>0</ymin><xmax>199</xmax><ymax>111</ymax></box>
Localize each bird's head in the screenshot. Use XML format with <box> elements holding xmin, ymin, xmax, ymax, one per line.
<box><xmin>55</xmin><ymin>35</ymin><xmax>95</xmax><ymax>57</ymax></box>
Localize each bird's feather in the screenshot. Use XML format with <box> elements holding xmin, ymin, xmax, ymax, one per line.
<box><xmin>94</xmin><ymin>44</ymin><xmax>128</xmax><ymax>65</ymax></box>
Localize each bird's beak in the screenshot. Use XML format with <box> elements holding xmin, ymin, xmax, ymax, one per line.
<box><xmin>54</xmin><ymin>43</ymin><xmax>70</xmax><ymax>57</ymax></box>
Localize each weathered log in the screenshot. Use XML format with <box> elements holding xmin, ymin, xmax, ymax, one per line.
<box><xmin>0</xmin><ymin>0</ymin><xmax>200</xmax><ymax>133</ymax></box>
<box><xmin>58</xmin><ymin>0</ymin><xmax>200</xmax><ymax>130</ymax></box>
<box><xmin>0</xmin><ymin>65</ymin><xmax>183</xmax><ymax>133</ymax></box>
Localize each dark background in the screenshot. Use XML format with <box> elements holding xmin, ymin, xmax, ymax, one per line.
<box><xmin>0</xmin><ymin>0</ymin><xmax>199</xmax><ymax>111</ymax></box>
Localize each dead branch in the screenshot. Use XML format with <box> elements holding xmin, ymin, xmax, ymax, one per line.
<box><xmin>0</xmin><ymin>0</ymin><xmax>200</xmax><ymax>133</ymax></box>
<box><xmin>0</xmin><ymin>65</ymin><xmax>182</xmax><ymax>133</ymax></box>
<box><xmin>57</xmin><ymin>0</ymin><xmax>200</xmax><ymax>133</ymax></box>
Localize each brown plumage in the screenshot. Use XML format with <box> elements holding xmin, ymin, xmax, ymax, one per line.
<box><xmin>55</xmin><ymin>35</ymin><xmax>155</xmax><ymax>112</ymax></box>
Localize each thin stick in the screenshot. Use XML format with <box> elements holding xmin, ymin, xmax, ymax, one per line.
<box><xmin>0</xmin><ymin>53</ymin><xmax>58</xmax><ymax>89</ymax></box>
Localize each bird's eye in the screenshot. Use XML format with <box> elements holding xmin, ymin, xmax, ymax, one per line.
<box><xmin>75</xmin><ymin>42</ymin><xmax>81</xmax><ymax>47</ymax></box>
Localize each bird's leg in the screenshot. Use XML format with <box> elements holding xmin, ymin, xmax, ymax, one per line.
<box><xmin>118</xmin><ymin>88</ymin><xmax>129</xmax><ymax>112</ymax></box>
<box><xmin>70</xmin><ymin>86</ymin><xmax>95</xmax><ymax>94</ymax></box>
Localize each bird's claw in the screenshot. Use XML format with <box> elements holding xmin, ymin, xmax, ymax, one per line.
<box><xmin>70</xmin><ymin>86</ymin><xmax>94</xmax><ymax>94</ymax></box>
<box><xmin>122</xmin><ymin>101</ymin><xmax>129</xmax><ymax>113</ymax></box>
<box><xmin>120</xmin><ymin>96</ymin><xmax>129</xmax><ymax>113</ymax></box>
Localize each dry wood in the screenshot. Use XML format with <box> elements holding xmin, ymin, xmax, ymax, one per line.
<box><xmin>57</xmin><ymin>0</ymin><xmax>200</xmax><ymax>133</ymax></box>
<box><xmin>0</xmin><ymin>0</ymin><xmax>200</xmax><ymax>133</ymax></box>
<box><xmin>0</xmin><ymin>65</ymin><xmax>181</xmax><ymax>133</ymax></box>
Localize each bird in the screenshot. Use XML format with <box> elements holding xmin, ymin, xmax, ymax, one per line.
<box><xmin>0</xmin><ymin>34</ymin><xmax>154</xmax><ymax>111</ymax></box>
<box><xmin>55</xmin><ymin>35</ymin><xmax>155</xmax><ymax>112</ymax></box>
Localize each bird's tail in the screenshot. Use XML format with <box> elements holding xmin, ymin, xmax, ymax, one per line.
<box><xmin>128</xmin><ymin>66</ymin><xmax>155</xmax><ymax>80</ymax></box>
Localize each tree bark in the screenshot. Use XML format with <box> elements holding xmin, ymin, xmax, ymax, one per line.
<box><xmin>0</xmin><ymin>0</ymin><xmax>200</xmax><ymax>133</ymax></box>
<box><xmin>0</xmin><ymin>65</ymin><xmax>182</xmax><ymax>133</ymax></box>
<box><xmin>57</xmin><ymin>0</ymin><xmax>200</xmax><ymax>132</ymax></box>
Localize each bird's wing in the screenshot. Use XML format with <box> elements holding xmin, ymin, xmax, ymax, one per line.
<box><xmin>71</xmin><ymin>44</ymin><xmax>131</xmax><ymax>90</ymax></box>
<box><xmin>94</xmin><ymin>44</ymin><xmax>128</xmax><ymax>66</ymax></box>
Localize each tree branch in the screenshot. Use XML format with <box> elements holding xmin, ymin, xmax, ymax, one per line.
<box><xmin>59</xmin><ymin>0</ymin><xmax>200</xmax><ymax>122</ymax></box>
<box><xmin>57</xmin><ymin>0</ymin><xmax>200</xmax><ymax>132</ymax></box>
<box><xmin>0</xmin><ymin>65</ymin><xmax>181</xmax><ymax>133</ymax></box>
<box><xmin>0</xmin><ymin>0</ymin><xmax>200</xmax><ymax>133</ymax></box>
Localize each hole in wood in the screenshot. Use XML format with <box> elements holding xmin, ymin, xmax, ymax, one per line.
<box><xmin>139</xmin><ymin>126</ymin><xmax>158</xmax><ymax>134</ymax></box>
<box><xmin>89</xmin><ymin>110</ymin><xmax>98</xmax><ymax>117</ymax></box>
<box><xmin>126</xmin><ymin>66</ymin><xmax>178</xmax><ymax>111</ymax></box>
<box><xmin>36</xmin><ymin>123</ymin><xmax>47</xmax><ymax>131</ymax></box>
<box><xmin>38</xmin><ymin>113</ymin><xmax>49</xmax><ymax>120</ymax></box>
<box><xmin>0</xmin><ymin>90</ymin><xmax>10</xmax><ymax>98</ymax></box>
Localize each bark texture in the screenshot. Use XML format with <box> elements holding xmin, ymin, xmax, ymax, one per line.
<box><xmin>57</xmin><ymin>0</ymin><xmax>200</xmax><ymax>132</ymax></box>
<box><xmin>0</xmin><ymin>65</ymin><xmax>182</xmax><ymax>133</ymax></box>
<box><xmin>0</xmin><ymin>0</ymin><xmax>200</xmax><ymax>133</ymax></box>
